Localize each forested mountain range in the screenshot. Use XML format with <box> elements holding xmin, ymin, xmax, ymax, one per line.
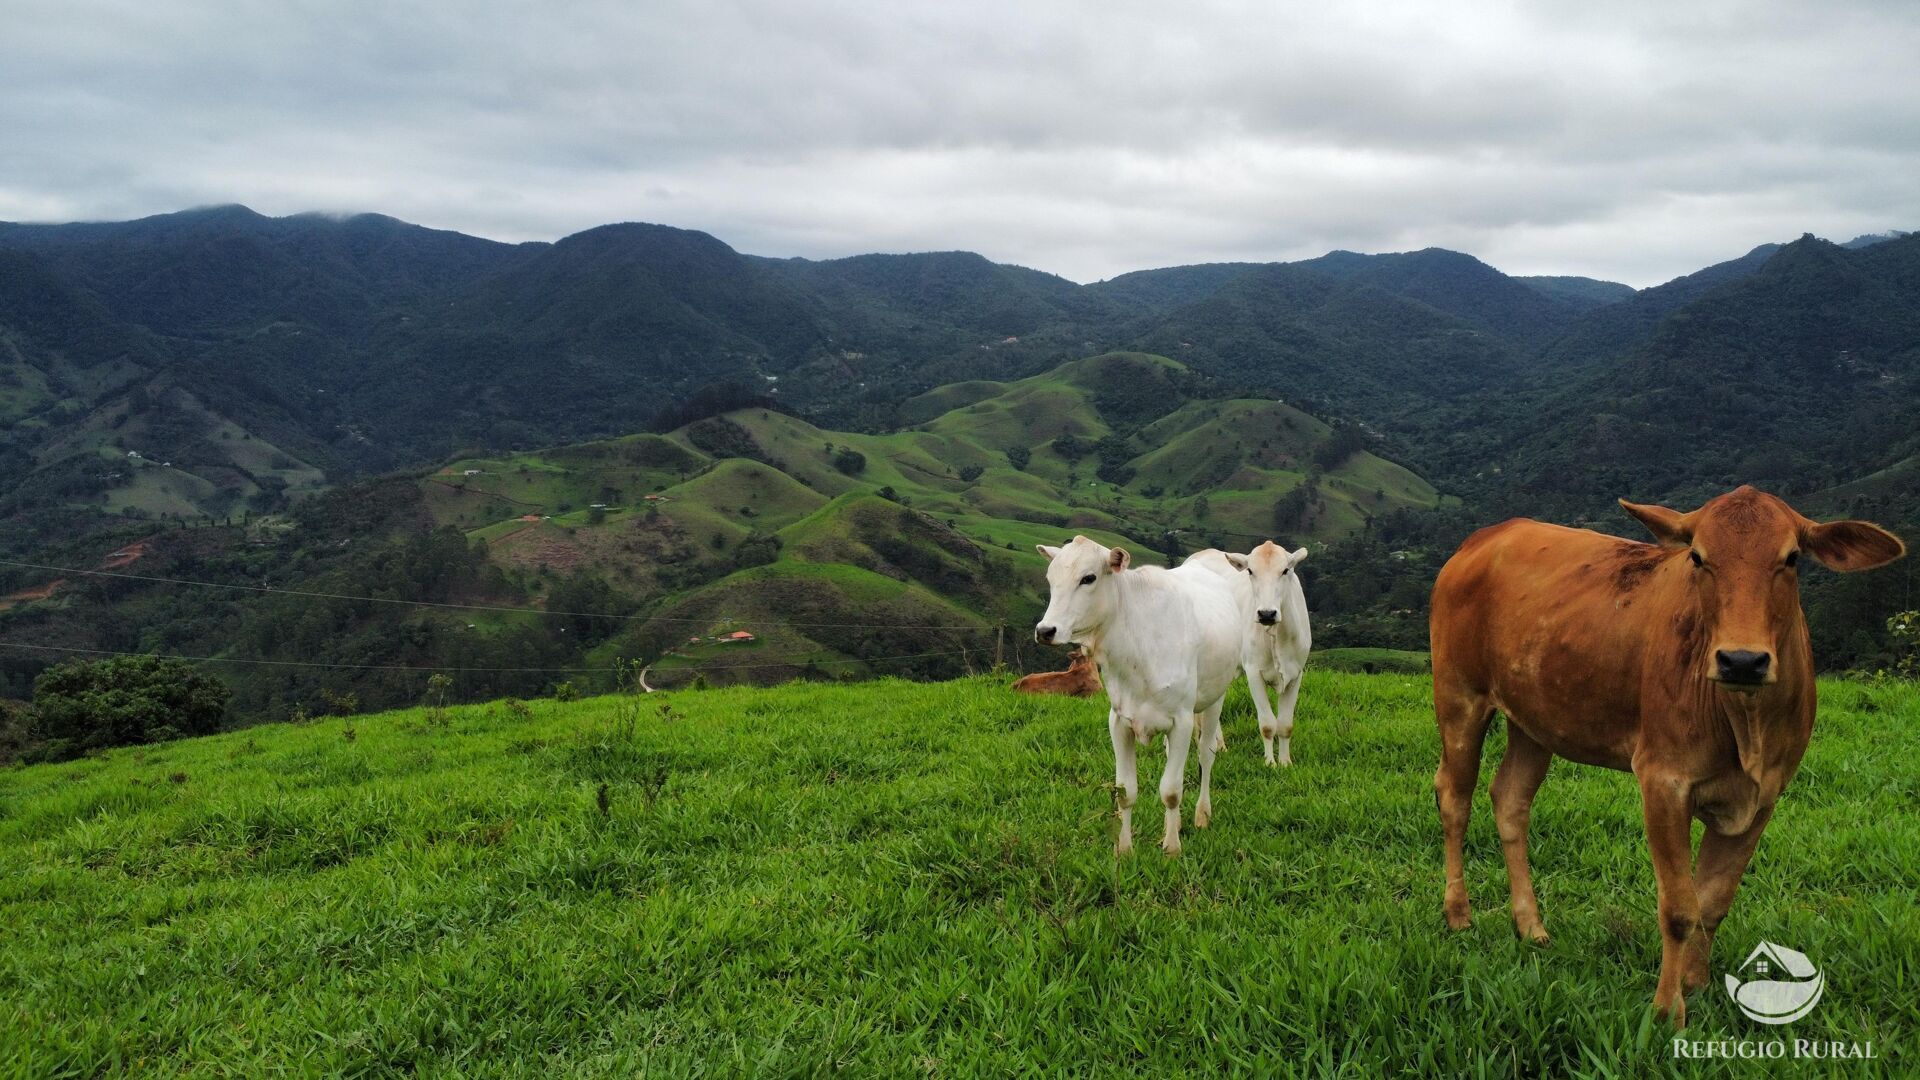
<box><xmin>2</xmin><ymin>206</ymin><xmax>1916</xmax><ymax>720</ymax></box>
<box><xmin>6</xmin><ymin>204</ymin><xmax>1914</xmax><ymax>521</ymax></box>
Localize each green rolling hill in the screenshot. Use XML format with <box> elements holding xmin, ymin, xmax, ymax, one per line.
<box><xmin>391</xmin><ymin>352</ymin><xmax>1442</xmax><ymax>689</ymax></box>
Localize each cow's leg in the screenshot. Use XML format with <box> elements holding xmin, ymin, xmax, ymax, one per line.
<box><xmin>1108</xmin><ymin>708</ymin><xmax>1138</xmax><ymax>856</ymax></box>
<box><xmin>1194</xmin><ymin>699</ymin><xmax>1225</xmax><ymax>829</ymax></box>
<box><xmin>1211</xmin><ymin>683</ymin><xmax>1230</xmax><ymax>754</ymax></box>
<box><xmin>1158</xmin><ymin>709</ymin><xmax>1195</xmax><ymax>857</ymax></box>
<box><xmin>1270</xmin><ymin>673</ymin><xmax>1302</xmax><ymax>767</ymax></box>
<box><xmin>1434</xmin><ymin>687</ymin><xmax>1493</xmax><ymax>930</ymax></box>
<box><xmin>1685</xmin><ymin>804</ymin><xmax>1775</xmax><ymax>993</ymax></box>
<box><xmin>1489</xmin><ymin>724</ymin><xmax>1553</xmax><ymax>945</ymax></box>
<box><xmin>1639</xmin><ymin>769</ymin><xmax>1701</xmax><ymax>1028</ymax></box>
<box><xmin>1246</xmin><ymin>665</ymin><xmax>1279</xmax><ymax>766</ymax></box>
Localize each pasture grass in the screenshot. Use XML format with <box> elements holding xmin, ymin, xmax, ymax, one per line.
<box><xmin>2</xmin><ymin>672</ymin><xmax>1916</xmax><ymax>1076</ymax></box>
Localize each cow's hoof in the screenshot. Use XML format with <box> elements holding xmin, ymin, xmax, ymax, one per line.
<box><xmin>1194</xmin><ymin>805</ymin><xmax>1211</xmax><ymax>829</ymax></box>
<box><xmin>1654</xmin><ymin>996</ymin><xmax>1687</xmax><ymax>1030</ymax></box>
<box><xmin>1161</xmin><ymin>837</ymin><xmax>1181</xmax><ymax>857</ymax></box>
<box><xmin>1115</xmin><ymin>837</ymin><xmax>1134</xmax><ymax>857</ymax></box>
<box><xmin>1445</xmin><ymin>904</ymin><xmax>1472</xmax><ymax>931</ymax></box>
<box><xmin>1518</xmin><ymin>924</ymin><xmax>1551</xmax><ymax>947</ymax></box>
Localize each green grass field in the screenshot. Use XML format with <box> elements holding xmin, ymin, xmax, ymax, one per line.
<box><xmin>4</xmin><ymin>673</ymin><xmax>1916</xmax><ymax>1076</ymax></box>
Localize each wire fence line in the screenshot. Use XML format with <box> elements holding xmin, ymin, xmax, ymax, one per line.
<box><xmin>0</xmin><ymin>547</ymin><xmax>1037</xmax><ymax>691</ymax></box>
<box><xmin>0</xmin><ymin>640</ymin><xmax>983</xmax><ymax>678</ymax></box>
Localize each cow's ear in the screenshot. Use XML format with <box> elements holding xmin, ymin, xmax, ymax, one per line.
<box><xmin>1108</xmin><ymin>547</ymin><xmax>1131</xmax><ymax>572</ymax></box>
<box><xmin>1802</xmin><ymin>520</ymin><xmax>1905</xmax><ymax>572</ymax></box>
<box><xmin>1619</xmin><ymin>499</ymin><xmax>1694</xmax><ymax>547</ymax></box>
<box><xmin>1036</xmin><ymin>544</ymin><xmax>1060</xmax><ymax>562</ymax></box>
<box><xmin>1224</xmin><ymin>553</ymin><xmax>1249</xmax><ymax>572</ymax></box>
<box><xmin>1287</xmin><ymin>546</ymin><xmax>1310</xmax><ymax>569</ymax></box>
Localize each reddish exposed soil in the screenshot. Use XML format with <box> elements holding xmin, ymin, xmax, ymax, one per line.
<box><xmin>100</xmin><ymin>540</ymin><xmax>151</xmax><ymax>570</ymax></box>
<box><xmin>0</xmin><ymin>580</ymin><xmax>63</xmax><ymax>611</ymax></box>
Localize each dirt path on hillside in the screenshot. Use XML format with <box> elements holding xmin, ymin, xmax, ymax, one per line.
<box><xmin>0</xmin><ymin>580</ymin><xmax>63</xmax><ymax>611</ymax></box>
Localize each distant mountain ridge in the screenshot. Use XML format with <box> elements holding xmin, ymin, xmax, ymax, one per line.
<box><xmin>3</xmin><ymin>205</ymin><xmax>1916</xmax><ymax>549</ymax></box>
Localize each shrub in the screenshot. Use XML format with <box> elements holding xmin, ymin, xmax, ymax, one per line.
<box><xmin>0</xmin><ymin>699</ymin><xmax>33</xmax><ymax>763</ymax></box>
<box><xmin>30</xmin><ymin>656</ymin><xmax>229</xmax><ymax>760</ymax></box>
<box><xmin>833</xmin><ymin>448</ymin><xmax>868</xmax><ymax>476</ymax></box>
<box><xmin>1006</xmin><ymin>446</ymin><xmax>1031</xmax><ymax>471</ymax></box>
<box><xmin>1888</xmin><ymin>610</ymin><xmax>1919</xmax><ymax>679</ymax></box>
<box><xmin>957</xmin><ymin>464</ymin><xmax>985</xmax><ymax>483</ymax></box>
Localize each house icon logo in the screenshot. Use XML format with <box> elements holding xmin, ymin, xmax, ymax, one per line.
<box><xmin>1724</xmin><ymin>941</ymin><xmax>1825</xmax><ymax>1025</ymax></box>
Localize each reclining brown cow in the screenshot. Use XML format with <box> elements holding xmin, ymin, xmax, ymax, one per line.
<box><xmin>1429</xmin><ymin>486</ymin><xmax>1903</xmax><ymax>1027</ymax></box>
<box><xmin>1011</xmin><ymin>647</ymin><xmax>1102</xmax><ymax>697</ymax></box>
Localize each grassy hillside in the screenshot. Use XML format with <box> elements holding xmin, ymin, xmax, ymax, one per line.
<box><xmin>3</xmin><ymin>672</ymin><xmax>1915</xmax><ymax>1075</ymax></box>
<box><xmin>367</xmin><ymin>352</ymin><xmax>1446</xmax><ymax>686</ymax></box>
<box><xmin>650</xmin><ymin>353</ymin><xmax>1439</xmax><ymax>546</ymax></box>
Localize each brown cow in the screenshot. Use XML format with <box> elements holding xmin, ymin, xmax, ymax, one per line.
<box><xmin>1011</xmin><ymin>647</ymin><xmax>1102</xmax><ymax>697</ymax></box>
<box><xmin>1429</xmin><ymin>486</ymin><xmax>1903</xmax><ymax>1026</ymax></box>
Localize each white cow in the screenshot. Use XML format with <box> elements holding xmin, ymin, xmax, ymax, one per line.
<box><xmin>1034</xmin><ymin>535</ymin><xmax>1242</xmax><ymax>856</ymax></box>
<box><xmin>1188</xmin><ymin>541</ymin><xmax>1312</xmax><ymax>766</ymax></box>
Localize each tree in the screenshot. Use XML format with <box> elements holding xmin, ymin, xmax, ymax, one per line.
<box><xmin>833</xmin><ymin>448</ymin><xmax>868</xmax><ymax>476</ymax></box>
<box><xmin>31</xmin><ymin>656</ymin><xmax>229</xmax><ymax>760</ymax></box>
<box><xmin>1006</xmin><ymin>446</ymin><xmax>1031</xmax><ymax>471</ymax></box>
<box><xmin>958</xmin><ymin>464</ymin><xmax>985</xmax><ymax>483</ymax></box>
<box><xmin>1312</xmin><ymin>424</ymin><xmax>1370</xmax><ymax>470</ymax></box>
<box><xmin>1274</xmin><ymin>484</ymin><xmax>1314</xmax><ymax>532</ymax></box>
<box><xmin>1094</xmin><ymin>435</ymin><xmax>1135</xmax><ymax>485</ymax></box>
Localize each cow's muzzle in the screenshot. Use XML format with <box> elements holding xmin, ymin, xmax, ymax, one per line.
<box><xmin>1256</xmin><ymin>609</ymin><xmax>1278</xmax><ymax>626</ymax></box>
<box><xmin>1034</xmin><ymin>624</ymin><xmax>1059</xmax><ymax>645</ymax></box>
<box><xmin>1713</xmin><ymin>649</ymin><xmax>1773</xmax><ymax>687</ymax></box>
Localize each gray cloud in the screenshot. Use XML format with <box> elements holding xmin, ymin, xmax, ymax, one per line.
<box><xmin>4</xmin><ymin>0</ymin><xmax>1917</xmax><ymax>285</ymax></box>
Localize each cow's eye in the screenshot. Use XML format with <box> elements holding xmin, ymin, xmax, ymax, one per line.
<box><xmin>1688</xmin><ymin>550</ymin><xmax>1703</xmax><ymax>568</ymax></box>
<box><xmin>1785</xmin><ymin>550</ymin><xmax>1799</xmax><ymax>569</ymax></box>
<box><xmin>1079</xmin><ymin>573</ymin><xmax>1096</xmax><ymax>586</ymax></box>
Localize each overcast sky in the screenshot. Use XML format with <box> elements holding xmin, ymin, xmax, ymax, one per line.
<box><xmin>4</xmin><ymin>1</ymin><xmax>1916</xmax><ymax>286</ymax></box>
